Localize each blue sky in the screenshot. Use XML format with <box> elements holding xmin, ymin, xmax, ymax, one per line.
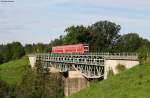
<box><xmin>0</xmin><ymin>0</ymin><xmax>150</xmax><ymax>44</ymax></box>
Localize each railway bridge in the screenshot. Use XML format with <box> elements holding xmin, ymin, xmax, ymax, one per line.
<box><xmin>28</xmin><ymin>52</ymin><xmax>139</xmax><ymax>96</ymax></box>
<box><xmin>35</xmin><ymin>53</ymin><xmax>139</xmax><ymax>78</ymax></box>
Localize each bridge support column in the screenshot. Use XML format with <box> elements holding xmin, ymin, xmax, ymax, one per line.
<box><xmin>64</xmin><ymin>71</ymin><xmax>89</xmax><ymax>97</ymax></box>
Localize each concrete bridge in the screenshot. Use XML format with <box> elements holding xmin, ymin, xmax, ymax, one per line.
<box><xmin>28</xmin><ymin>52</ymin><xmax>139</xmax><ymax>96</ymax></box>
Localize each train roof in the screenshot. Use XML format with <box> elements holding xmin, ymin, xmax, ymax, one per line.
<box><xmin>52</xmin><ymin>44</ymin><xmax>87</xmax><ymax>48</ymax></box>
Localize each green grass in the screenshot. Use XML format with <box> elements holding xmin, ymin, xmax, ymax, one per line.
<box><xmin>68</xmin><ymin>62</ymin><xmax>150</xmax><ymax>98</ymax></box>
<box><xmin>0</xmin><ymin>57</ymin><xmax>29</xmax><ymax>85</ymax></box>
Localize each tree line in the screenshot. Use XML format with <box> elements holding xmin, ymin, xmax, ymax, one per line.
<box><xmin>0</xmin><ymin>42</ymin><xmax>49</xmax><ymax>64</ymax></box>
<box><xmin>51</xmin><ymin>20</ymin><xmax>150</xmax><ymax>53</ymax></box>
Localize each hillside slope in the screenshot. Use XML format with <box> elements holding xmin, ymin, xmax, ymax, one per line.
<box><xmin>68</xmin><ymin>62</ymin><xmax>150</xmax><ymax>98</ymax></box>
<box><xmin>0</xmin><ymin>57</ymin><xmax>28</xmax><ymax>85</ymax></box>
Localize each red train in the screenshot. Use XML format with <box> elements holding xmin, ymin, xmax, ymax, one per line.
<box><xmin>51</xmin><ymin>44</ymin><xmax>89</xmax><ymax>53</ymax></box>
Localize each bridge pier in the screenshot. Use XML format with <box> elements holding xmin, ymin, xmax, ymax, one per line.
<box><xmin>48</xmin><ymin>69</ymin><xmax>90</xmax><ymax>97</ymax></box>
<box><xmin>64</xmin><ymin>71</ymin><xmax>89</xmax><ymax>97</ymax></box>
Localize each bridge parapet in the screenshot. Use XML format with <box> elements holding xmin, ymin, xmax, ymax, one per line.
<box><xmin>37</xmin><ymin>52</ymin><xmax>138</xmax><ymax>59</ymax></box>
<box><xmin>85</xmin><ymin>52</ymin><xmax>138</xmax><ymax>60</ymax></box>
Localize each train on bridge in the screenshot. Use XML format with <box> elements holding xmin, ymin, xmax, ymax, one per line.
<box><xmin>51</xmin><ymin>43</ymin><xmax>89</xmax><ymax>53</ymax></box>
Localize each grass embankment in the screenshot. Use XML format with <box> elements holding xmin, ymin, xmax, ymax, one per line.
<box><xmin>0</xmin><ymin>57</ymin><xmax>28</xmax><ymax>85</ymax></box>
<box><xmin>69</xmin><ymin>62</ymin><xmax>150</xmax><ymax>98</ymax></box>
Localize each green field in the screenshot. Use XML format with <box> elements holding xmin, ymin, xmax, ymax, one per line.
<box><xmin>0</xmin><ymin>57</ymin><xmax>28</xmax><ymax>85</ymax></box>
<box><xmin>68</xmin><ymin>62</ymin><xmax>150</xmax><ymax>98</ymax></box>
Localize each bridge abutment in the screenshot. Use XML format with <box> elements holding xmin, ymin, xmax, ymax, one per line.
<box><xmin>105</xmin><ymin>60</ymin><xmax>139</xmax><ymax>75</ymax></box>
<box><xmin>28</xmin><ymin>54</ymin><xmax>36</xmax><ymax>68</ymax></box>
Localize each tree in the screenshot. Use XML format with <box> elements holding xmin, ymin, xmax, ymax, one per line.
<box><xmin>116</xmin><ymin>33</ymin><xmax>142</xmax><ymax>52</ymax></box>
<box><xmin>34</xmin><ymin>60</ymin><xmax>64</xmax><ymax>98</ymax></box>
<box><xmin>11</xmin><ymin>42</ymin><xmax>25</xmax><ymax>59</ymax></box>
<box><xmin>0</xmin><ymin>42</ymin><xmax>25</xmax><ymax>64</ymax></box>
<box><xmin>16</xmin><ymin>61</ymin><xmax>64</xmax><ymax>98</ymax></box>
<box><xmin>32</xmin><ymin>43</ymin><xmax>49</xmax><ymax>53</ymax></box>
<box><xmin>65</xmin><ymin>25</ymin><xmax>90</xmax><ymax>44</ymax></box>
<box><xmin>89</xmin><ymin>20</ymin><xmax>121</xmax><ymax>52</ymax></box>
<box><xmin>24</xmin><ymin>44</ymin><xmax>33</xmax><ymax>54</ymax></box>
<box><xmin>0</xmin><ymin>55</ymin><xmax>3</xmax><ymax>64</ymax></box>
<box><xmin>50</xmin><ymin>21</ymin><xmax>121</xmax><ymax>52</ymax></box>
<box><xmin>50</xmin><ymin>35</ymin><xmax>65</xmax><ymax>46</ymax></box>
<box><xmin>2</xmin><ymin>44</ymin><xmax>12</xmax><ymax>62</ymax></box>
<box><xmin>138</xmin><ymin>38</ymin><xmax>150</xmax><ymax>51</ymax></box>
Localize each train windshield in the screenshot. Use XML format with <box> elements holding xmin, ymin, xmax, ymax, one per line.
<box><xmin>83</xmin><ymin>44</ymin><xmax>89</xmax><ymax>52</ymax></box>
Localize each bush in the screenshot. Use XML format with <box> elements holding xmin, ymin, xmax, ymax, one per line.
<box><xmin>0</xmin><ymin>80</ymin><xmax>9</xmax><ymax>98</ymax></box>
<box><xmin>116</xmin><ymin>64</ymin><xmax>126</xmax><ymax>73</ymax></box>
<box><xmin>138</xmin><ymin>52</ymin><xmax>148</xmax><ymax>65</ymax></box>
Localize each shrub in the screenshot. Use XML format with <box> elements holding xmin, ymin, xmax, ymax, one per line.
<box><xmin>0</xmin><ymin>80</ymin><xmax>9</xmax><ymax>98</ymax></box>
<box><xmin>138</xmin><ymin>52</ymin><xmax>147</xmax><ymax>65</ymax></box>
<box><xmin>116</xmin><ymin>64</ymin><xmax>126</xmax><ymax>73</ymax></box>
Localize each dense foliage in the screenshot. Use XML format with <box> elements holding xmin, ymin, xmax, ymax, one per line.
<box><xmin>0</xmin><ymin>42</ymin><xmax>25</xmax><ymax>64</ymax></box>
<box><xmin>15</xmin><ymin>60</ymin><xmax>64</xmax><ymax>98</ymax></box>
<box><xmin>50</xmin><ymin>20</ymin><xmax>150</xmax><ymax>53</ymax></box>
<box><xmin>24</xmin><ymin>43</ymin><xmax>49</xmax><ymax>54</ymax></box>
<box><xmin>0</xmin><ymin>42</ymin><xmax>48</xmax><ymax>64</ymax></box>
